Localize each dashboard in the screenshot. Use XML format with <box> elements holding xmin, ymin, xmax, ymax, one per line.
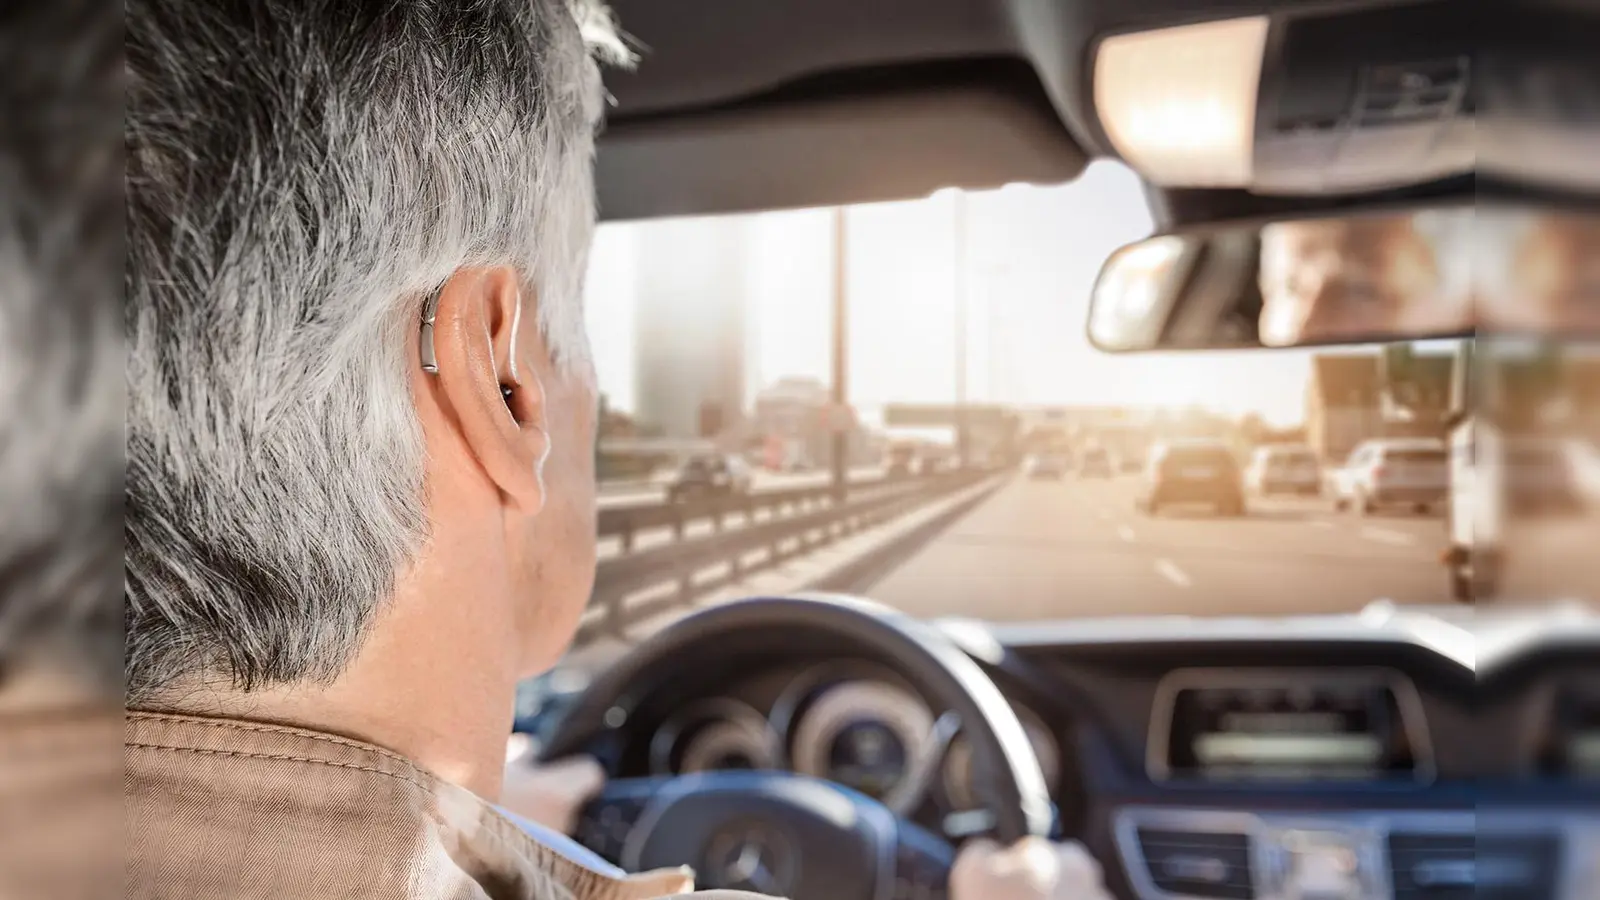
<box><xmin>540</xmin><ymin>610</ymin><xmax>1600</xmax><ymax>900</ymax></box>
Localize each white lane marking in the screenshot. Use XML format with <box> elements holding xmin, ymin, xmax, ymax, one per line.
<box><xmin>1155</xmin><ymin>559</ymin><xmax>1192</xmax><ymax>588</ymax></box>
<box><xmin>1117</xmin><ymin>525</ymin><xmax>1136</xmax><ymax>542</ymax></box>
<box><xmin>1310</xmin><ymin>520</ymin><xmax>1335</xmax><ymax>530</ymax></box>
<box><xmin>1360</xmin><ymin>526</ymin><xmax>1416</xmax><ymax>547</ymax></box>
<box><xmin>1097</xmin><ymin>510</ymin><xmax>1111</xmax><ymax>522</ymax></box>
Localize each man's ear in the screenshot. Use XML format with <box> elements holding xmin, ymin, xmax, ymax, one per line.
<box><xmin>422</xmin><ymin>266</ymin><xmax>549</xmax><ymax>512</ymax></box>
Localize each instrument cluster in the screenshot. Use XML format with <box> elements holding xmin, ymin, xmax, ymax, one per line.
<box><xmin>645</xmin><ymin>663</ymin><xmax>1063</xmax><ymax>817</ymax></box>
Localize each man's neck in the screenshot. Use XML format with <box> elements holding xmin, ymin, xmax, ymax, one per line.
<box><xmin>151</xmin><ymin>576</ymin><xmax>524</xmax><ymax>800</ymax></box>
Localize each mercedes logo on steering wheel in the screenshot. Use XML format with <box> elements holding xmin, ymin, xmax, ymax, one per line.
<box><xmin>703</xmin><ymin>821</ymin><xmax>798</xmax><ymax>895</ymax></box>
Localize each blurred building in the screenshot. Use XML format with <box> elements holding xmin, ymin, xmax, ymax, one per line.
<box><xmin>595</xmin><ymin>397</ymin><xmax>671</xmax><ymax>480</ymax></box>
<box><xmin>751</xmin><ymin>376</ymin><xmax>832</xmax><ymax>469</ymax></box>
<box><xmin>1305</xmin><ymin>353</ymin><xmax>1450</xmax><ymax>462</ymax></box>
<box><xmin>633</xmin><ymin>217</ymin><xmax>749</xmax><ymax>440</ymax></box>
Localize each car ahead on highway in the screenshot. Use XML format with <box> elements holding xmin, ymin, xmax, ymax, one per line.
<box><xmin>1024</xmin><ymin>452</ymin><xmax>1069</xmax><ymax>480</ymax></box>
<box><xmin>1078</xmin><ymin>446</ymin><xmax>1113</xmax><ymax>478</ymax></box>
<box><xmin>1136</xmin><ymin>440</ymin><xmax>1245</xmax><ymax>516</ymax></box>
<box><xmin>664</xmin><ymin>453</ymin><xmax>752</xmax><ymax>504</ymax></box>
<box><xmin>1243</xmin><ymin>444</ymin><xmax>1321</xmax><ymax>497</ymax></box>
<box><xmin>1329</xmin><ymin>439</ymin><xmax>1447</xmax><ymax>515</ymax></box>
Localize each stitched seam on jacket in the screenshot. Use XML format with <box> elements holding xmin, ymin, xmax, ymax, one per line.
<box><xmin>126</xmin><ymin>743</ymin><xmax>438</xmax><ymax>796</ymax></box>
<box><xmin>126</xmin><ymin>713</ymin><xmax>419</xmax><ymax>768</ymax></box>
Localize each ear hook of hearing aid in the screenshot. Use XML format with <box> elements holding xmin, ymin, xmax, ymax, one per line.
<box><xmin>420</xmin><ymin>288</ymin><xmax>442</xmax><ymax>374</ymax></box>
<box><xmin>420</xmin><ymin>288</ymin><xmax>517</xmax><ymax>408</ymax></box>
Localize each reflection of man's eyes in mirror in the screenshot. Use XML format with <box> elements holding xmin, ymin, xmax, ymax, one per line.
<box><xmin>1331</xmin><ymin>267</ymin><xmax>1385</xmax><ymax>308</ymax></box>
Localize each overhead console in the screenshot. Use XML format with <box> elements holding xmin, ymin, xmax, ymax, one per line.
<box><xmin>1092</xmin><ymin>0</ymin><xmax>1475</xmax><ymax>196</ymax></box>
<box><xmin>1251</xmin><ymin>1</ymin><xmax>1474</xmax><ymax>195</ymax></box>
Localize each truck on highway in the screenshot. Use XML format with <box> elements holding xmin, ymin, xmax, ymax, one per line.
<box><xmin>1441</xmin><ymin>339</ymin><xmax>1496</xmax><ymax>602</ymax></box>
<box><xmin>1440</xmin><ymin>339</ymin><xmax>1571</xmax><ymax>602</ymax></box>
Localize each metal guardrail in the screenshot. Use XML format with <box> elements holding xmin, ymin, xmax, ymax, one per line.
<box><xmin>599</xmin><ymin>472</ymin><xmax>916</xmax><ymax>551</ymax></box>
<box><xmin>581</xmin><ymin>469</ymin><xmax>994</xmax><ymax>642</ymax></box>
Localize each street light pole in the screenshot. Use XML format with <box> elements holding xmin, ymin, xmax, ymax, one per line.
<box><xmin>831</xmin><ymin>206</ymin><xmax>850</xmax><ymax>500</ymax></box>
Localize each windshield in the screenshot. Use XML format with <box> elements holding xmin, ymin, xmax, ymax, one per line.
<box><xmin>569</xmin><ymin>162</ymin><xmax>1600</xmax><ymax>670</ymax></box>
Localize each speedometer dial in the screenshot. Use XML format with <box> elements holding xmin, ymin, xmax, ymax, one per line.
<box><xmin>941</xmin><ymin>705</ymin><xmax>1061</xmax><ymax>811</ymax></box>
<box><xmin>679</xmin><ymin>719</ymin><xmax>779</xmax><ymax>772</ymax></box>
<box><xmin>789</xmin><ymin>680</ymin><xmax>934</xmax><ymax>806</ymax></box>
<box><xmin>650</xmin><ymin>700</ymin><xmax>780</xmax><ymax>775</ymax></box>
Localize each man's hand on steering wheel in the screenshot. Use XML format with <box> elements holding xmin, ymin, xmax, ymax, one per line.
<box><xmin>502</xmin><ymin>744</ymin><xmax>607</xmax><ymax>836</ymax></box>
<box><xmin>953</xmin><ymin>837</ymin><xmax>1113</xmax><ymax>900</ymax></box>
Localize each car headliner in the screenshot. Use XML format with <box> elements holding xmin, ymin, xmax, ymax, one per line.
<box><xmin>593</xmin><ymin>0</ymin><xmax>1461</xmax><ymax>224</ymax></box>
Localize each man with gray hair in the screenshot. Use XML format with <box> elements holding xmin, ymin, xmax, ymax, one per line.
<box><xmin>124</xmin><ymin>1</ymin><xmax>1111</xmax><ymax>898</ymax></box>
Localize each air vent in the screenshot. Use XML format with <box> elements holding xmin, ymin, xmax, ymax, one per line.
<box><xmin>1354</xmin><ymin>58</ymin><xmax>1470</xmax><ymax>127</ymax></box>
<box><xmin>1135</xmin><ymin>828</ymin><xmax>1254</xmax><ymax>899</ymax></box>
<box><xmin>1388</xmin><ymin>832</ymin><xmax>1562</xmax><ymax>900</ymax></box>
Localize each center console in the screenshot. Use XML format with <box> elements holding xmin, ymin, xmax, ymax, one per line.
<box><xmin>1113</xmin><ymin>806</ymin><xmax>1598</xmax><ymax>900</ymax></box>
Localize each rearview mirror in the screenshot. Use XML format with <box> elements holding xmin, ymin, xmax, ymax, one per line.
<box><xmin>1087</xmin><ymin>205</ymin><xmax>1600</xmax><ymax>352</ymax></box>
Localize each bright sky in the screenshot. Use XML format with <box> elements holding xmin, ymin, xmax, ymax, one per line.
<box><xmin>584</xmin><ymin>161</ymin><xmax>1317</xmax><ymax>427</ymax></box>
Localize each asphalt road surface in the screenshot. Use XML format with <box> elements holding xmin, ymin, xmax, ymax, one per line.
<box><xmin>864</xmin><ymin>472</ymin><xmax>1463</xmax><ymax>619</ymax></box>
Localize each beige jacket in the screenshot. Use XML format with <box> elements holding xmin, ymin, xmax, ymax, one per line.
<box><xmin>1</xmin><ymin>706</ymin><xmax>119</xmax><ymax>900</ymax></box>
<box><xmin>126</xmin><ymin>712</ymin><xmax>769</xmax><ymax>900</ymax></box>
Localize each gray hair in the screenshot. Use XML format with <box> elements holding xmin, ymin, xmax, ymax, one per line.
<box><xmin>0</xmin><ymin>1</ymin><xmax>124</xmax><ymax>682</ymax></box>
<box><xmin>126</xmin><ymin>0</ymin><xmax>627</xmax><ymax>703</ymax></box>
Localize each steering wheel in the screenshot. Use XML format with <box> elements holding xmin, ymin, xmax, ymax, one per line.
<box><xmin>540</xmin><ymin>595</ymin><xmax>1053</xmax><ymax>900</ymax></box>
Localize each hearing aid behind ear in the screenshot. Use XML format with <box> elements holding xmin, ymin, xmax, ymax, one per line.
<box><xmin>421</xmin><ymin>289</ymin><xmax>518</xmax><ymax>412</ymax></box>
<box><xmin>420</xmin><ymin>289</ymin><xmax>442</xmax><ymax>374</ymax></box>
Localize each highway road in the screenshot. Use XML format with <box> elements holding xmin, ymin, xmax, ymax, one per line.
<box><xmin>590</xmin><ymin>467</ymin><xmax>1599</xmax><ymax>620</ymax></box>
<box><xmin>863</xmin><ymin>472</ymin><xmax>1462</xmax><ymax>619</ymax></box>
<box><xmin>555</xmin><ymin>469</ymin><xmax>1596</xmax><ymax>682</ymax></box>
